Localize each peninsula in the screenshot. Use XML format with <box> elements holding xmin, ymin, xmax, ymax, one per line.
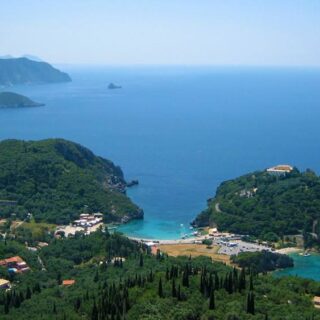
<box><xmin>0</xmin><ymin>138</ymin><xmax>143</xmax><ymax>224</ymax></box>
<box><xmin>0</xmin><ymin>92</ymin><xmax>44</xmax><ymax>108</ymax></box>
<box><xmin>0</xmin><ymin>57</ymin><xmax>71</xmax><ymax>85</ymax></box>
<box><xmin>193</xmin><ymin>165</ymin><xmax>320</xmax><ymax>248</ymax></box>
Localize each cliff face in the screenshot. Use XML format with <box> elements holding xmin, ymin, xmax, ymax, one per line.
<box><xmin>0</xmin><ymin>58</ymin><xmax>71</xmax><ymax>85</ymax></box>
<box><xmin>0</xmin><ymin>139</ymin><xmax>143</xmax><ymax>224</ymax></box>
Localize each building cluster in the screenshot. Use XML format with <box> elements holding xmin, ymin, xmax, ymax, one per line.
<box><xmin>72</xmin><ymin>213</ymin><xmax>103</xmax><ymax>227</ymax></box>
<box><xmin>0</xmin><ymin>256</ymin><xmax>30</xmax><ymax>274</ymax></box>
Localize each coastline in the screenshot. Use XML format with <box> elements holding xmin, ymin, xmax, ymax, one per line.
<box><xmin>127</xmin><ymin>235</ymin><xmax>208</xmax><ymax>245</ymax></box>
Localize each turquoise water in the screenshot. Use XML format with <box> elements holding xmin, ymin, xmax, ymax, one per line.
<box><xmin>274</xmin><ymin>253</ymin><xmax>320</xmax><ymax>281</ymax></box>
<box><xmin>1</xmin><ymin>66</ymin><xmax>320</xmax><ymax>240</ymax></box>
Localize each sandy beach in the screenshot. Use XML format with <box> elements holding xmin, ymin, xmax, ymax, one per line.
<box><xmin>276</xmin><ymin>247</ymin><xmax>302</xmax><ymax>254</ymax></box>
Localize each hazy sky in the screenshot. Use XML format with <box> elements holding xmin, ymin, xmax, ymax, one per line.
<box><xmin>1</xmin><ymin>0</ymin><xmax>320</xmax><ymax>66</ymax></box>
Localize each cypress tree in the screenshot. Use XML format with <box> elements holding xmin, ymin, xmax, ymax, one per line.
<box><xmin>75</xmin><ymin>297</ymin><xmax>81</xmax><ymax>311</ymax></box>
<box><xmin>166</xmin><ymin>267</ymin><xmax>169</xmax><ymax>281</ymax></box>
<box><xmin>139</xmin><ymin>254</ymin><xmax>143</xmax><ymax>267</ymax></box>
<box><xmin>158</xmin><ymin>277</ymin><xmax>163</xmax><ymax>298</ymax></box>
<box><xmin>209</xmin><ymin>289</ymin><xmax>215</xmax><ymax>310</ymax></box>
<box><xmin>4</xmin><ymin>300</ymin><xmax>9</xmax><ymax>314</ymax></box>
<box><xmin>91</xmin><ymin>301</ymin><xmax>98</xmax><ymax>320</ymax></box>
<box><xmin>172</xmin><ymin>278</ymin><xmax>177</xmax><ymax>297</ymax></box>
<box><xmin>26</xmin><ymin>287</ymin><xmax>32</xmax><ymax>299</ymax></box>
<box><xmin>249</xmin><ymin>274</ymin><xmax>254</xmax><ymax>291</ymax></box>
<box><xmin>177</xmin><ymin>284</ymin><xmax>181</xmax><ymax>301</ymax></box>
<box><xmin>94</xmin><ymin>269</ymin><xmax>99</xmax><ymax>282</ymax></box>
<box><xmin>246</xmin><ymin>292</ymin><xmax>255</xmax><ymax>315</ymax></box>
<box><xmin>53</xmin><ymin>302</ymin><xmax>57</xmax><ymax>314</ymax></box>
<box><xmin>239</xmin><ymin>268</ymin><xmax>246</xmax><ymax>292</ymax></box>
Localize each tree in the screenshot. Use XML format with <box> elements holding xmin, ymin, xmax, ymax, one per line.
<box><xmin>91</xmin><ymin>301</ymin><xmax>98</xmax><ymax>320</ymax></box>
<box><xmin>158</xmin><ymin>277</ymin><xmax>163</xmax><ymax>298</ymax></box>
<box><xmin>139</xmin><ymin>253</ymin><xmax>143</xmax><ymax>267</ymax></box>
<box><xmin>172</xmin><ymin>278</ymin><xmax>177</xmax><ymax>297</ymax></box>
<box><xmin>246</xmin><ymin>292</ymin><xmax>255</xmax><ymax>315</ymax></box>
<box><xmin>209</xmin><ymin>289</ymin><xmax>215</xmax><ymax>310</ymax></box>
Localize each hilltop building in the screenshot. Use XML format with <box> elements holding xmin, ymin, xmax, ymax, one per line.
<box><xmin>267</xmin><ymin>165</ymin><xmax>293</xmax><ymax>175</ymax></box>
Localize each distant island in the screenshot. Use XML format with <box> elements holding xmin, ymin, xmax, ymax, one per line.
<box><xmin>0</xmin><ymin>139</ymin><xmax>143</xmax><ymax>224</ymax></box>
<box><xmin>0</xmin><ymin>57</ymin><xmax>71</xmax><ymax>86</ymax></box>
<box><xmin>0</xmin><ymin>91</ymin><xmax>44</xmax><ymax>108</ymax></box>
<box><xmin>193</xmin><ymin>165</ymin><xmax>320</xmax><ymax>247</ymax></box>
<box><xmin>108</xmin><ymin>82</ymin><xmax>122</xmax><ymax>89</ymax></box>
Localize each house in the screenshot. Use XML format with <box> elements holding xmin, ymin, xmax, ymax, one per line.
<box><xmin>267</xmin><ymin>165</ymin><xmax>293</xmax><ymax>174</ymax></box>
<box><xmin>62</xmin><ymin>280</ymin><xmax>75</xmax><ymax>286</ymax></box>
<box><xmin>0</xmin><ymin>256</ymin><xmax>30</xmax><ymax>273</ymax></box>
<box><xmin>313</xmin><ymin>296</ymin><xmax>320</xmax><ymax>308</ymax></box>
<box><xmin>0</xmin><ymin>279</ymin><xmax>10</xmax><ymax>289</ymax></box>
<box><xmin>37</xmin><ymin>242</ymin><xmax>49</xmax><ymax>248</ymax></box>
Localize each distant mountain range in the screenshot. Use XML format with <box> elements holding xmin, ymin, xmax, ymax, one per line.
<box><xmin>0</xmin><ymin>57</ymin><xmax>71</xmax><ymax>85</ymax></box>
<box><xmin>0</xmin><ymin>92</ymin><xmax>44</xmax><ymax>108</ymax></box>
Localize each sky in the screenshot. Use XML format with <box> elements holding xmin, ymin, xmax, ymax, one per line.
<box><xmin>1</xmin><ymin>0</ymin><xmax>320</xmax><ymax>66</ymax></box>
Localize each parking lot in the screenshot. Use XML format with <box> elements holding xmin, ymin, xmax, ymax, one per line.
<box><xmin>214</xmin><ymin>240</ymin><xmax>271</xmax><ymax>256</ymax></box>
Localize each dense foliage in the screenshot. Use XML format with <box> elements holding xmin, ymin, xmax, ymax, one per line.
<box><xmin>0</xmin><ymin>57</ymin><xmax>71</xmax><ymax>85</ymax></box>
<box><xmin>0</xmin><ymin>92</ymin><xmax>43</xmax><ymax>108</ymax></box>
<box><xmin>0</xmin><ymin>139</ymin><xmax>142</xmax><ymax>224</ymax></box>
<box><xmin>193</xmin><ymin>168</ymin><xmax>320</xmax><ymax>241</ymax></box>
<box><xmin>231</xmin><ymin>251</ymin><xmax>294</xmax><ymax>273</ymax></box>
<box><xmin>0</xmin><ymin>231</ymin><xmax>319</xmax><ymax>319</ymax></box>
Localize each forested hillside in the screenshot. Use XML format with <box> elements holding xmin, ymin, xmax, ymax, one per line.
<box><xmin>193</xmin><ymin>168</ymin><xmax>320</xmax><ymax>241</ymax></box>
<box><xmin>0</xmin><ymin>139</ymin><xmax>143</xmax><ymax>224</ymax></box>
<box><xmin>0</xmin><ymin>230</ymin><xmax>320</xmax><ymax>320</ymax></box>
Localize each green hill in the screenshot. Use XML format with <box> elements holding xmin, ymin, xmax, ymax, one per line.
<box><xmin>0</xmin><ymin>231</ymin><xmax>319</xmax><ymax>320</ymax></box>
<box><xmin>0</xmin><ymin>139</ymin><xmax>143</xmax><ymax>224</ymax></box>
<box><xmin>0</xmin><ymin>58</ymin><xmax>71</xmax><ymax>85</ymax></box>
<box><xmin>0</xmin><ymin>92</ymin><xmax>44</xmax><ymax>108</ymax></box>
<box><xmin>193</xmin><ymin>168</ymin><xmax>320</xmax><ymax>241</ymax></box>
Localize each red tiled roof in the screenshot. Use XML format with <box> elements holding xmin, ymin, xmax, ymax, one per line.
<box><xmin>62</xmin><ymin>280</ymin><xmax>75</xmax><ymax>286</ymax></box>
<box><xmin>5</xmin><ymin>256</ymin><xmax>23</xmax><ymax>264</ymax></box>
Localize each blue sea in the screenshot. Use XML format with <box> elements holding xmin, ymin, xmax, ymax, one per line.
<box><xmin>274</xmin><ymin>253</ymin><xmax>320</xmax><ymax>281</ymax></box>
<box><xmin>1</xmin><ymin>66</ymin><xmax>320</xmax><ymax>243</ymax></box>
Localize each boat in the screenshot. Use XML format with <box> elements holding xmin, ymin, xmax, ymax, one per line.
<box><xmin>299</xmin><ymin>251</ymin><xmax>311</xmax><ymax>257</ymax></box>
